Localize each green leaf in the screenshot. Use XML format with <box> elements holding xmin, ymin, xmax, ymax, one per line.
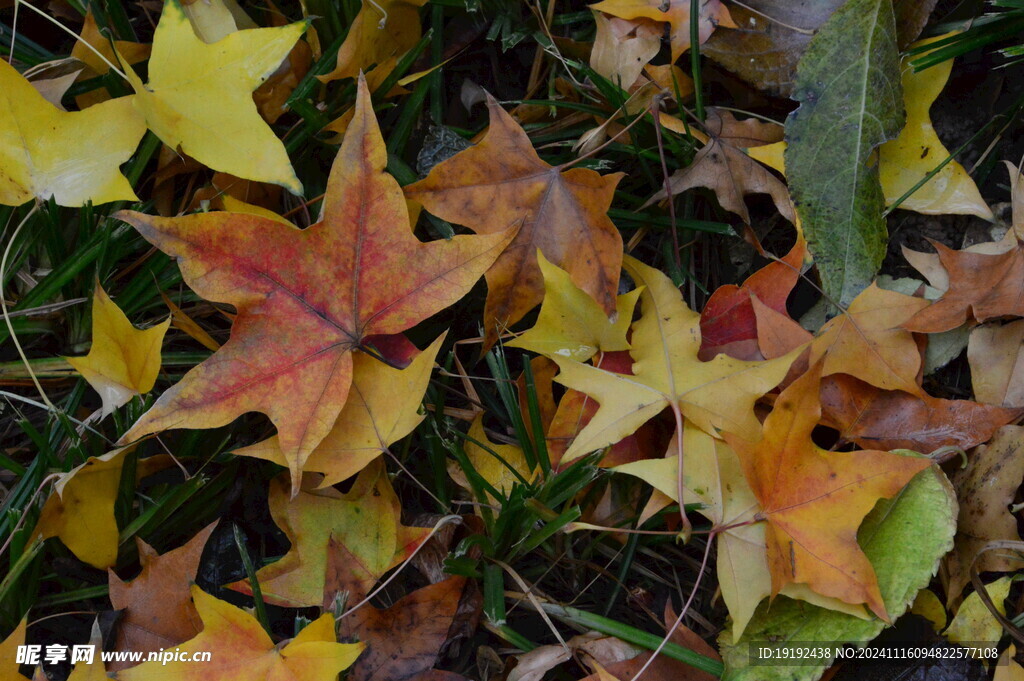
<box><xmin>784</xmin><ymin>0</ymin><xmax>905</xmax><ymax>307</ymax></box>
<box><xmin>719</xmin><ymin>466</ymin><xmax>957</xmax><ymax>681</ymax></box>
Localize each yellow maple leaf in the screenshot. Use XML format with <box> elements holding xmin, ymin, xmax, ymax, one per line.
<box><xmin>235</xmin><ymin>336</ymin><xmax>443</xmax><ymax>487</ymax></box>
<box><xmin>118</xmin><ymin>585</ymin><xmax>364</xmax><ymax>681</ymax></box>
<box><xmin>0</xmin><ymin>60</ymin><xmax>145</xmax><ymax>207</ymax></box>
<box><xmin>508</xmin><ymin>251</ymin><xmax>640</xmax><ymax>362</ymax></box>
<box><xmin>552</xmin><ymin>255</ymin><xmax>796</xmax><ymax>462</ymax></box>
<box><xmin>65</xmin><ymin>283</ymin><xmax>170</xmax><ymax>419</ymax></box>
<box><xmin>120</xmin><ymin>0</ymin><xmax>305</xmax><ymax>193</ymax></box>
<box><xmin>449</xmin><ymin>415</ymin><xmax>535</xmax><ymax>505</ymax></box>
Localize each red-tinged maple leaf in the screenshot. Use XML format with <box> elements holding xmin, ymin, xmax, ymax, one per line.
<box><xmin>819</xmin><ymin>374</ymin><xmax>1023</xmax><ymax>453</ymax></box>
<box><xmin>904</xmin><ymin>239</ymin><xmax>1024</xmax><ymax>333</ymax></box>
<box><xmin>699</xmin><ymin>238</ymin><xmax>806</xmax><ymax>360</ymax></box>
<box><xmin>404</xmin><ymin>96</ymin><xmax>624</xmax><ymax>348</ymax></box>
<box><xmin>115</xmin><ymin>76</ymin><xmax>514</xmax><ymax>489</ymax></box>
<box><xmin>723</xmin><ymin>361</ymin><xmax>933</xmax><ymax>619</ymax></box>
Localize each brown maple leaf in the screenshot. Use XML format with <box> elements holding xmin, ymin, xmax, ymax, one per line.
<box><xmin>115</xmin><ymin>77</ymin><xmax>514</xmax><ymax>489</ymax></box>
<box><xmin>339</xmin><ymin>577</ymin><xmax>479</xmax><ymax>681</ymax></box>
<box><xmin>904</xmin><ymin>239</ymin><xmax>1024</xmax><ymax>333</ymax></box>
<box><xmin>108</xmin><ymin>523</ymin><xmax>217</xmax><ymax>670</ymax></box>
<box><xmin>405</xmin><ymin>95</ymin><xmax>624</xmax><ymax>347</ymax></box>
<box><xmin>723</xmin><ymin>361</ymin><xmax>932</xmax><ymax>618</ymax></box>
<box><xmin>646</xmin><ymin>108</ymin><xmax>794</xmax><ymax>224</ymax></box>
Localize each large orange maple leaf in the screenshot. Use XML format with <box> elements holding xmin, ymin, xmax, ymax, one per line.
<box><xmin>115</xmin><ymin>77</ymin><xmax>514</xmax><ymax>489</ymax></box>
<box><xmin>723</xmin><ymin>361</ymin><xmax>932</xmax><ymax>619</ymax></box>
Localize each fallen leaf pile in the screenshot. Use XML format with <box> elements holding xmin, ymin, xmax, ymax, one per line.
<box><xmin>3</xmin><ymin>1</ymin><xmax>1024</xmax><ymax>681</ymax></box>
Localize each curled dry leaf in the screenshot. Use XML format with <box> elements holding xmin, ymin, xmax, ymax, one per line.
<box><xmin>118</xmin><ymin>585</ymin><xmax>364</xmax><ymax>681</ymax></box>
<box><xmin>108</xmin><ymin>523</ymin><xmax>217</xmax><ymax>670</ymax></box>
<box><xmin>944</xmin><ymin>426</ymin><xmax>1024</xmax><ymax>604</ymax></box>
<box><xmin>64</xmin><ymin>283</ymin><xmax>170</xmax><ymax>419</ymax></box>
<box><xmin>723</xmin><ymin>362</ymin><xmax>932</xmax><ymax>619</ymax></box>
<box><xmin>0</xmin><ymin>60</ymin><xmax>145</xmax><ymax>207</ymax></box>
<box><xmin>405</xmin><ymin>95</ymin><xmax>623</xmax><ymax>348</ymax></box>
<box><xmin>590</xmin><ymin>12</ymin><xmax>662</xmax><ymax>89</ymax></box>
<box><xmin>116</xmin><ymin>78</ymin><xmax>512</xmax><ymax>489</ymax></box>
<box><xmin>647</xmin><ymin>108</ymin><xmax>794</xmax><ymax>225</ymax></box>
<box><xmin>819</xmin><ymin>374</ymin><xmax>1022</xmax><ymax>453</ymax></box>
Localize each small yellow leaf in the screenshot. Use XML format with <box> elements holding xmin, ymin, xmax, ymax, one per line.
<box><xmin>450</xmin><ymin>415</ymin><xmax>535</xmax><ymax>504</ymax></box>
<box><xmin>945</xmin><ymin>576</ymin><xmax>1012</xmax><ymax>647</ymax></box>
<box><xmin>181</xmin><ymin>0</ymin><xmax>256</xmax><ymax>43</ymax></box>
<box><xmin>508</xmin><ymin>251</ymin><xmax>640</xmax><ymax>362</ymax></box>
<box><xmin>319</xmin><ymin>0</ymin><xmax>428</xmax><ymax>83</ymax></box>
<box><xmin>65</xmin><ymin>283</ymin><xmax>170</xmax><ymax>419</ymax></box>
<box><xmin>879</xmin><ymin>35</ymin><xmax>992</xmax><ymax>219</ymax></box>
<box><xmin>33</xmin><ymin>447</ymin><xmax>133</xmax><ymax>568</ymax></box>
<box><xmin>72</xmin><ymin>12</ymin><xmax>149</xmax><ymax>77</ymax></box>
<box><xmin>1</xmin><ymin>620</ymin><xmax>27</xmax><ymax>680</ymax></box>
<box><xmin>996</xmin><ymin>645</ymin><xmax>1024</xmax><ymax>681</ymax></box>
<box><xmin>67</xmin><ymin>622</ymin><xmax>107</xmax><ymax>681</ymax></box>
<box><xmin>0</xmin><ymin>60</ymin><xmax>146</xmax><ymax>207</ymax></box>
<box><xmin>121</xmin><ymin>0</ymin><xmax>305</xmax><ymax>193</ymax></box>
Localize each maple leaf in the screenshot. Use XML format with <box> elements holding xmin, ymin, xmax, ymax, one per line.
<box><xmin>903</xmin><ymin>239</ymin><xmax>1024</xmax><ymax>333</ymax></box>
<box><xmin>338</xmin><ymin>577</ymin><xmax>474</xmax><ymax>681</ymax></box>
<box><xmin>72</xmin><ymin>12</ymin><xmax>149</xmax><ymax>81</ymax></box>
<box><xmin>65</xmin><ymin>283</ymin><xmax>170</xmax><ymax>419</ymax></box>
<box><xmin>820</xmin><ymin>374</ymin><xmax>1022</xmax><ymax>456</ymax></box>
<box><xmin>320</xmin><ymin>0</ymin><xmax>428</xmax><ymax>83</ymax></box>
<box><xmin>115</xmin><ymin>78</ymin><xmax>513</xmax><ymax>488</ymax></box>
<box><xmin>108</xmin><ymin>523</ymin><xmax>217</xmax><ymax>669</ymax></box>
<box><xmin>699</xmin><ymin>238</ymin><xmax>805</xmax><ymax>361</ymax></box>
<box><xmin>120</xmin><ymin>0</ymin><xmax>305</xmax><ymax>193</ymax></box>
<box><xmin>616</xmin><ymin>422</ymin><xmax>867</xmax><ymax>637</ymax></box>
<box><xmin>590</xmin><ymin>0</ymin><xmax>736</xmax><ymax>63</ymax></box>
<box><xmin>449</xmin><ymin>415</ymin><xmax>535</xmax><ymax>503</ymax></box>
<box><xmin>722</xmin><ymin>362</ymin><xmax>933</xmax><ymax>618</ymax></box>
<box><xmin>508</xmin><ymin>251</ymin><xmax>640</xmax><ymax>362</ymax></box>
<box><xmin>647</xmin><ymin>108</ymin><xmax>794</xmax><ymax>225</ymax></box>
<box><xmin>810</xmin><ymin>283</ymin><xmax>929</xmax><ymax>395</ymax></box>
<box><xmin>0</xmin><ymin>60</ymin><xmax>145</xmax><ymax>207</ymax></box>
<box><xmin>944</xmin><ymin>426</ymin><xmax>1024</xmax><ymax>604</ymax></box>
<box><xmin>235</xmin><ymin>337</ymin><xmax>442</xmax><ymax>487</ymax></box>
<box><xmin>405</xmin><ymin>96</ymin><xmax>624</xmax><ymax>347</ymax></box>
<box><xmin>118</xmin><ymin>585</ymin><xmax>364</xmax><ymax>681</ymax></box>
<box><xmin>231</xmin><ymin>462</ymin><xmax>429</xmax><ymax>607</ymax></box>
<box><xmin>552</xmin><ymin>255</ymin><xmax>795</xmax><ymax>462</ymax></box>
<box><xmin>878</xmin><ymin>35</ymin><xmax>992</xmax><ymax>219</ymax></box>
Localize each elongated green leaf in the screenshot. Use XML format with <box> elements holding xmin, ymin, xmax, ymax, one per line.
<box><xmin>719</xmin><ymin>466</ymin><xmax>957</xmax><ymax>681</ymax></box>
<box><xmin>785</xmin><ymin>0</ymin><xmax>904</xmax><ymax>307</ymax></box>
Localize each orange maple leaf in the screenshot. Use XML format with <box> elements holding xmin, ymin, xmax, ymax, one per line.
<box><xmin>904</xmin><ymin>239</ymin><xmax>1024</xmax><ymax>333</ymax></box>
<box><xmin>405</xmin><ymin>96</ymin><xmax>624</xmax><ymax>347</ymax></box>
<box><xmin>115</xmin><ymin>76</ymin><xmax>514</xmax><ymax>488</ymax></box>
<box><xmin>723</xmin><ymin>361</ymin><xmax>932</xmax><ymax>619</ymax></box>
